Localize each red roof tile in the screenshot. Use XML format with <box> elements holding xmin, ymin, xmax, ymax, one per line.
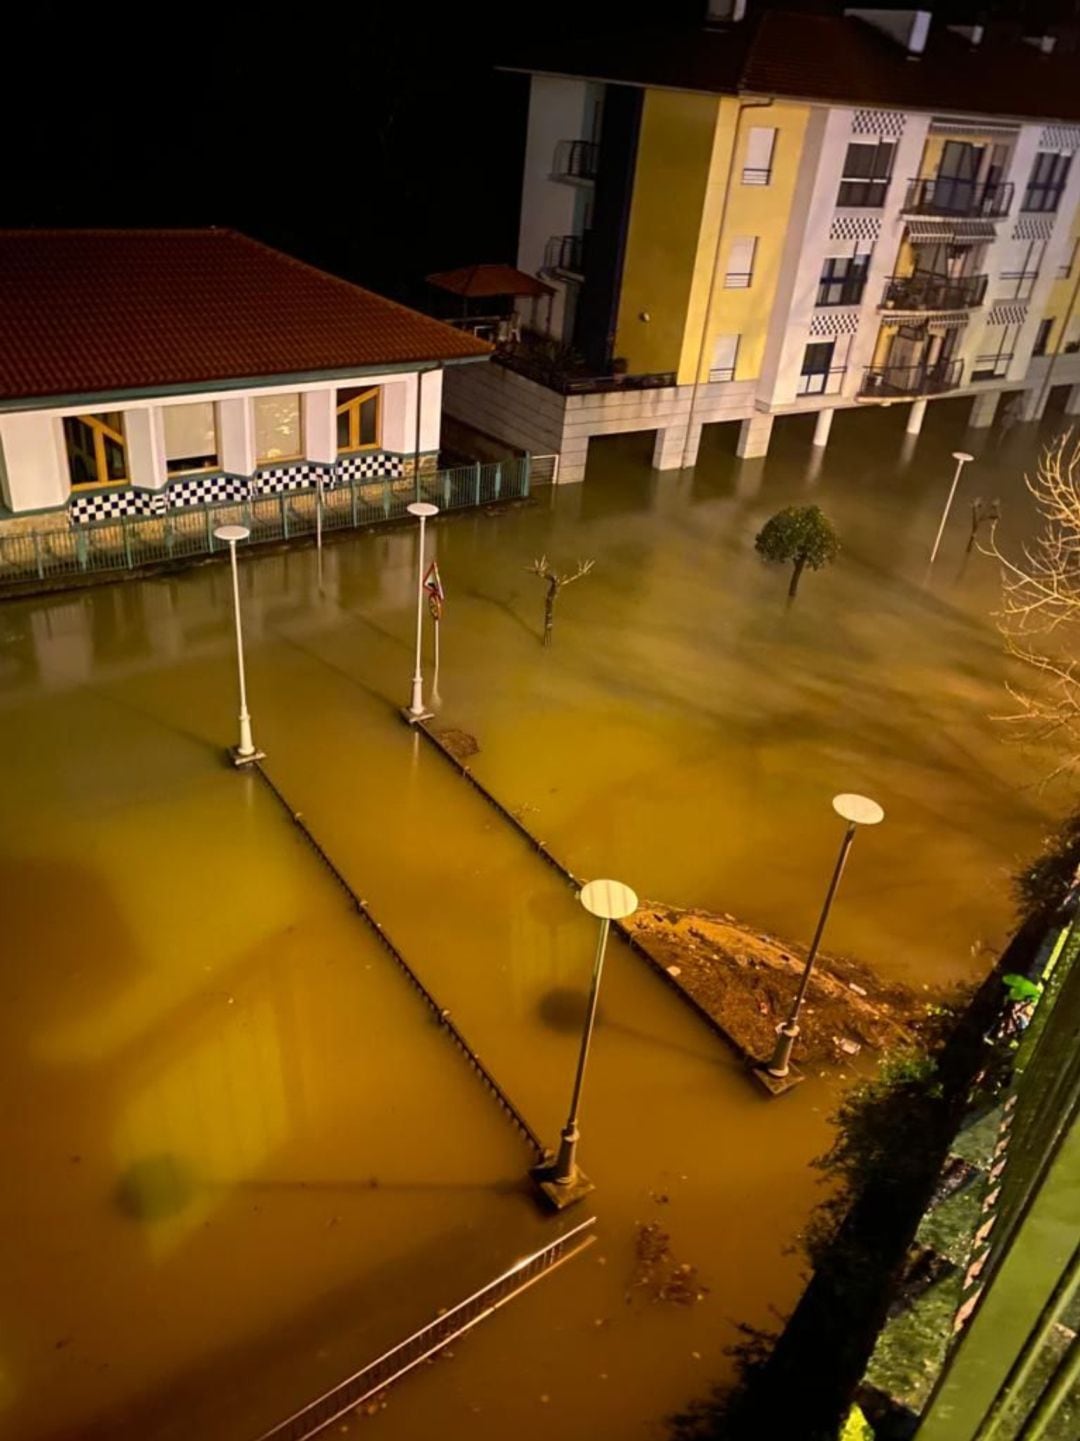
<box><xmin>0</xmin><ymin>229</ymin><xmax>491</xmax><ymax>403</ymax></box>
<box><xmin>426</xmin><ymin>263</ymin><xmax>554</xmax><ymax>299</ymax></box>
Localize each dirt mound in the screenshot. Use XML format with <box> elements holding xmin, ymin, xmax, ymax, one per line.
<box><xmin>624</xmin><ymin>903</ymin><xmax>945</xmax><ymax>1067</ymax></box>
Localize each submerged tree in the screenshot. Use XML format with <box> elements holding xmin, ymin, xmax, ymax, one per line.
<box><xmin>527</xmin><ymin>555</ymin><xmax>594</xmax><ymax>646</ymax></box>
<box><xmin>985</xmin><ymin>431</ymin><xmax>1080</xmax><ymax>782</ymax></box>
<box><xmin>754</xmin><ymin>505</ymin><xmax>840</xmax><ymax>599</ymax></box>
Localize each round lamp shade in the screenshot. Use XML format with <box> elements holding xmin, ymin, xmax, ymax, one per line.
<box><xmin>833</xmin><ymin>793</ymin><xmax>885</xmax><ymax>826</ymax></box>
<box><xmin>213</xmin><ymin>524</ymin><xmax>251</xmax><ymax>543</ymax></box>
<box><xmin>579</xmin><ymin>878</ymin><xmax>638</xmax><ymax>921</ymax></box>
<box><xmin>407</xmin><ymin>502</ymin><xmax>439</xmax><ymax>518</ymax></box>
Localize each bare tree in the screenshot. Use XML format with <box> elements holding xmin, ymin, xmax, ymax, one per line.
<box><xmin>527</xmin><ymin>555</ymin><xmax>594</xmax><ymax>647</ymax></box>
<box><xmin>986</xmin><ymin>431</ymin><xmax>1080</xmax><ymax>780</ymax></box>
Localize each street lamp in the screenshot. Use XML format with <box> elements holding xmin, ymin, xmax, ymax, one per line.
<box><xmin>533</xmin><ymin>878</ymin><xmax>638</xmax><ymax>1209</ymax></box>
<box><xmin>403</xmin><ymin>501</ymin><xmax>438</xmax><ymax>723</ymax></box>
<box><xmin>765</xmin><ymin>793</ymin><xmax>883</xmax><ymax>1081</ymax></box>
<box><xmin>214</xmin><ymin>524</ymin><xmax>263</xmax><ymax>766</ymax></box>
<box><xmin>929</xmin><ymin>451</ymin><xmax>974</xmax><ymax>568</ymax></box>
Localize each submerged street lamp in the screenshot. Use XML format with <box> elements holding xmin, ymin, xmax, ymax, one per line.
<box><xmin>763</xmin><ymin>793</ymin><xmax>883</xmax><ymax>1086</ymax></box>
<box><xmin>403</xmin><ymin>501</ymin><xmax>438</xmax><ymax>723</ymax></box>
<box><xmin>214</xmin><ymin>524</ymin><xmax>263</xmax><ymax>766</ymax></box>
<box><xmin>533</xmin><ymin>878</ymin><xmax>638</xmax><ymax>1210</ymax></box>
<box><xmin>929</xmin><ymin>451</ymin><xmax>974</xmax><ymax>568</ymax></box>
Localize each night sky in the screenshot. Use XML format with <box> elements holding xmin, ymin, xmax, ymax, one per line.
<box><xmin>5</xmin><ymin>1</ymin><xmax>1073</xmax><ymax>307</ymax></box>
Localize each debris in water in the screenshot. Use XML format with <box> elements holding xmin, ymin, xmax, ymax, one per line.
<box><xmin>666</xmin><ymin>964</ymin><xmax>682</xmax><ymax>978</ymax></box>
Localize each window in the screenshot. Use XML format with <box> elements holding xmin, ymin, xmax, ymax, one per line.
<box><xmin>1033</xmin><ymin>317</ymin><xmax>1054</xmax><ymax>357</ymax></box>
<box><xmin>798</xmin><ymin>340</ymin><xmax>836</xmax><ymax>396</ymax></box>
<box><xmin>837</xmin><ymin>141</ymin><xmax>895</xmax><ymax>208</ymax></box>
<box><xmin>724</xmin><ymin>236</ymin><xmax>757</xmax><ymax>288</ymax></box>
<box><xmin>709</xmin><ymin>334</ymin><xmax>740</xmax><ymax>382</ymax></box>
<box><xmin>972</xmin><ymin>323</ymin><xmax>1021</xmax><ymax>381</ymax></box>
<box><xmin>254</xmin><ymin>393</ymin><xmax>303</xmax><ymax>464</ymax></box>
<box><xmin>999</xmin><ymin>240</ymin><xmax>1045</xmax><ymax>301</ymax></box>
<box><xmin>63</xmin><ymin>412</ymin><xmax>127</xmax><ymax>489</ymax></box>
<box><xmin>817</xmin><ymin>254</ymin><xmax>870</xmax><ymax>307</ymax></box>
<box><xmin>1023</xmin><ymin>151</ymin><xmax>1072</xmax><ymax>213</ymax></box>
<box><xmin>336</xmin><ymin>386</ymin><xmax>381</xmax><ymax>452</ymax></box>
<box><xmin>1059</xmin><ymin>238</ymin><xmax>1079</xmax><ymax>280</ymax></box>
<box><xmin>742</xmin><ymin>127</ymin><xmax>776</xmax><ymax>186</ymax></box>
<box><xmin>164</xmin><ymin>402</ymin><xmax>218</xmax><ymax>475</ymax></box>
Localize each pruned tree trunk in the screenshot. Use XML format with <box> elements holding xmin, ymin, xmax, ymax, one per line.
<box><xmin>789</xmin><ymin>554</ymin><xmax>807</xmax><ymax>599</ymax></box>
<box><xmin>543</xmin><ymin>577</ymin><xmax>558</xmax><ymax>646</ymax></box>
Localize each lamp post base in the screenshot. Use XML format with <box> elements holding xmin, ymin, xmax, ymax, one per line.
<box><xmin>229</xmin><ymin>745</ymin><xmax>265</xmax><ymax>768</ymax></box>
<box><xmin>529</xmin><ymin>1157</ymin><xmax>594</xmax><ymax>1211</ymax></box>
<box><xmin>749</xmin><ymin>1061</ymin><xmax>805</xmax><ymax>1097</ymax></box>
<box><xmin>400</xmin><ymin>705</ymin><xmax>434</xmax><ymax>726</ymax></box>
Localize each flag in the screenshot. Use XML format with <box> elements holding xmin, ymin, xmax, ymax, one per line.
<box><xmin>423</xmin><ymin>560</ymin><xmax>445</xmax><ymax>621</ymax></box>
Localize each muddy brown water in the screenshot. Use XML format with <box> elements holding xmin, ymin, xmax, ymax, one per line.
<box><xmin>0</xmin><ymin>396</ymin><xmax>1068</xmax><ymax>1440</ymax></box>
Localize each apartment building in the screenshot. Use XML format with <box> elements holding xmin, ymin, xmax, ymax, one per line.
<box><xmin>444</xmin><ymin>6</ymin><xmax>1080</xmax><ymax>481</ymax></box>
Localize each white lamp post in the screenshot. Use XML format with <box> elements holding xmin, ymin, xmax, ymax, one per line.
<box><xmin>533</xmin><ymin>878</ymin><xmax>638</xmax><ymax>1209</ymax></box>
<box><xmin>765</xmin><ymin>794</ymin><xmax>883</xmax><ymax>1081</ymax></box>
<box><xmin>929</xmin><ymin>451</ymin><xmax>974</xmax><ymax>567</ymax></box>
<box><xmin>214</xmin><ymin>524</ymin><xmax>263</xmax><ymax>766</ymax></box>
<box><xmin>403</xmin><ymin>501</ymin><xmax>438</xmax><ymax>722</ymax></box>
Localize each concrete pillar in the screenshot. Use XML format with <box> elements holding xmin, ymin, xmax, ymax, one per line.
<box><xmin>556</xmin><ymin>436</ymin><xmax>589</xmax><ymax>484</ymax></box>
<box><xmin>736</xmin><ymin>413</ymin><xmax>774</xmax><ymax>460</ymax></box>
<box><xmin>968</xmin><ymin>391</ymin><xmax>1001</xmax><ymax>430</ymax></box>
<box><xmin>1017</xmin><ymin>388</ymin><xmax>1049</xmax><ymax>423</ymax></box>
<box><xmin>652</xmin><ymin>424</ymin><xmax>688</xmax><ymax>471</ymax></box>
<box><xmin>906</xmin><ymin>398</ymin><xmax>928</xmax><ymax>436</ymax></box>
<box><xmin>216</xmin><ymin>397</ymin><xmax>255</xmax><ymax>476</ymax></box>
<box><xmin>812</xmin><ymin>408</ymin><xmax>834</xmax><ymax>449</ymax></box>
<box><xmin>302</xmin><ymin>388</ymin><xmax>335</xmax><ymax>464</ymax></box>
<box><xmin>125</xmin><ymin>408</ymin><xmax>167</xmax><ymax>490</ymax></box>
<box><xmin>1066</xmin><ymin>384</ymin><xmax>1080</xmax><ymax>417</ymax></box>
<box><xmin>0</xmin><ymin>412</ymin><xmax>69</xmax><ymax>512</ymax></box>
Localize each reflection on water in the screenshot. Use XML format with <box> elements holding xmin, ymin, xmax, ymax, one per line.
<box><xmin>0</xmin><ymin>395</ymin><xmax>1070</xmax><ymax>1441</ymax></box>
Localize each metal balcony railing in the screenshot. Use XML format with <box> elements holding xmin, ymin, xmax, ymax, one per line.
<box><xmin>861</xmin><ymin>358</ymin><xmax>964</xmax><ymax>398</ymax></box>
<box><xmin>816</xmin><ymin>275</ymin><xmax>869</xmax><ymax>307</ymax></box>
<box><xmin>552</xmin><ymin>139</ymin><xmax>599</xmax><ymax>182</ymax></box>
<box><xmin>797</xmin><ymin>366</ymin><xmax>847</xmax><ymax>397</ymax></box>
<box><xmin>882</xmin><ymin>270</ymin><xmax>989</xmax><ymax>311</ymax></box>
<box><xmin>545</xmin><ymin>233</ymin><xmax>588</xmax><ymax>276</ymax></box>
<box><xmin>903</xmin><ymin>177</ymin><xmax>1013</xmax><ymax>219</ymax></box>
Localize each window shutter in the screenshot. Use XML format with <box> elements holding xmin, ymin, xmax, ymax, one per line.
<box><xmin>710</xmin><ymin>334</ymin><xmax>740</xmax><ymax>379</ymax></box>
<box><xmin>725</xmin><ymin>236</ymin><xmax>757</xmax><ymax>287</ymax></box>
<box><xmin>743</xmin><ymin>128</ymin><xmax>776</xmax><ymax>183</ymax></box>
<box><xmin>163</xmin><ymin>402</ymin><xmax>216</xmax><ymax>461</ymax></box>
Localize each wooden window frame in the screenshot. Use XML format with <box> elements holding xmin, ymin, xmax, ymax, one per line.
<box><xmin>65</xmin><ymin>413</ymin><xmax>128</xmax><ymax>490</ymax></box>
<box><xmin>336</xmin><ymin>386</ymin><xmax>381</xmax><ymax>454</ymax></box>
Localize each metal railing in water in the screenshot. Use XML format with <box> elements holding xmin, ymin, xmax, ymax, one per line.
<box><xmin>253</xmin><ymin>1217</ymin><xmax>597</xmax><ymax>1441</ymax></box>
<box><xmin>0</xmin><ymin>457</ymin><xmax>534</xmax><ymax>588</ymax></box>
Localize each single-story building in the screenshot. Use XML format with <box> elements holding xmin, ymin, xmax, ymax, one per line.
<box><xmin>0</xmin><ymin>228</ymin><xmax>491</xmax><ymax>529</ymax></box>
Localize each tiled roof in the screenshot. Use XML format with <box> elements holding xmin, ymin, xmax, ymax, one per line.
<box><xmin>503</xmin><ymin>12</ymin><xmax>1080</xmax><ymax>124</ymax></box>
<box><xmin>426</xmin><ymin>264</ymin><xmax>555</xmax><ymax>298</ymax></box>
<box><xmin>0</xmin><ymin>229</ymin><xmax>491</xmax><ymax>403</ymax></box>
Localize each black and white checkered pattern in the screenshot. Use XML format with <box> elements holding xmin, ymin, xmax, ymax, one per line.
<box><xmin>69</xmin><ymin>454</ymin><xmax>406</xmax><ymax>525</ymax></box>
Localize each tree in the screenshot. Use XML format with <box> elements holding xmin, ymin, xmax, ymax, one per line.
<box><xmin>986</xmin><ymin>431</ymin><xmax>1080</xmax><ymax>782</ymax></box>
<box><xmin>527</xmin><ymin>555</ymin><xmax>594</xmax><ymax>646</ymax></box>
<box><xmin>754</xmin><ymin>505</ymin><xmax>840</xmax><ymax>599</ymax></box>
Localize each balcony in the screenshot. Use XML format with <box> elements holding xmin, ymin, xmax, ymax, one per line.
<box><xmin>816</xmin><ymin>275</ymin><xmax>869</xmax><ymax>307</ymax></box>
<box><xmin>860</xmin><ymin>359</ymin><xmax>964</xmax><ymax>398</ymax></box>
<box><xmin>882</xmin><ymin>270</ymin><xmax>989</xmax><ymax>312</ymax></box>
<box><xmin>552</xmin><ymin>139</ymin><xmax>599</xmax><ymax>184</ymax></box>
<box><xmin>545</xmin><ymin>233</ymin><xmax>589</xmax><ymax>277</ymax></box>
<box><xmin>902</xmin><ymin>177</ymin><xmax>1013</xmax><ymax>219</ymax></box>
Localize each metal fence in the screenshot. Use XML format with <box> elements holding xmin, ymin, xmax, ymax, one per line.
<box><xmin>0</xmin><ymin>457</ymin><xmax>534</xmax><ymax>589</ymax></box>
<box><xmin>253</xmin><ymin>1217</ymin><xmax>596</xmax><ymax>1441</ymax></box>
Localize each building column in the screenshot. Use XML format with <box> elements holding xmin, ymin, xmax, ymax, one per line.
<box><xmin>652</xmin><ymin>424</ymin><xmax>689</xmax><ymax>471</ymax></box>
<box><xmin>968</xmin><ymin>391</ymin><xmax>1001</xmax><ymax>430</ymax></box>
<box><xmin>124</xmin><ymin>408</ymin><xmax>167</xmax><ymax>490</ymax></box>
<box><xmin>1065</xmin><ymin>384</ymin><xmax>1080</xmax><ymax>417</ymax></box>
<box><xmin>1017</xmin><ymin>388</ymin><xmax>1049</xmax><ymax>423</ymax></box>
<box><xmin>736</xmin><ymin>413</ymin><xmax>774</xmax><ymax>460</ymax></box>
<box><xmin>812</xmin><ymin>408</ymin><xmax>834</xmax><ymax>449</ymax></box>
<box><xmin>906</xmin><ymin>398</ymin><xmax>928</xmax><ymax>436</ymax></box>
<box><xmin>216</xmin><ymin>397</ymin><xmax>255</xmax><ymax>476</ymax></box>
<box><xmin>302</xmin><ymin>389</ymin><xmax>336</xmax><ymax>464</ymax></box>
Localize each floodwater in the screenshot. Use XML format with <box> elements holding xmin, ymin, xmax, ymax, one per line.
<box><xmin>0</xmin><ymin>395</ymin><xmax>1068</xmax><ymax>1440</ymax></box>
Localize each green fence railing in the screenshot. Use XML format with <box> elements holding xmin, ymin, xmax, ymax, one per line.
<box><xmin>0</xmin><ymin>457</ymin><xmax>533</xmax><ymax>588</ymax></box>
